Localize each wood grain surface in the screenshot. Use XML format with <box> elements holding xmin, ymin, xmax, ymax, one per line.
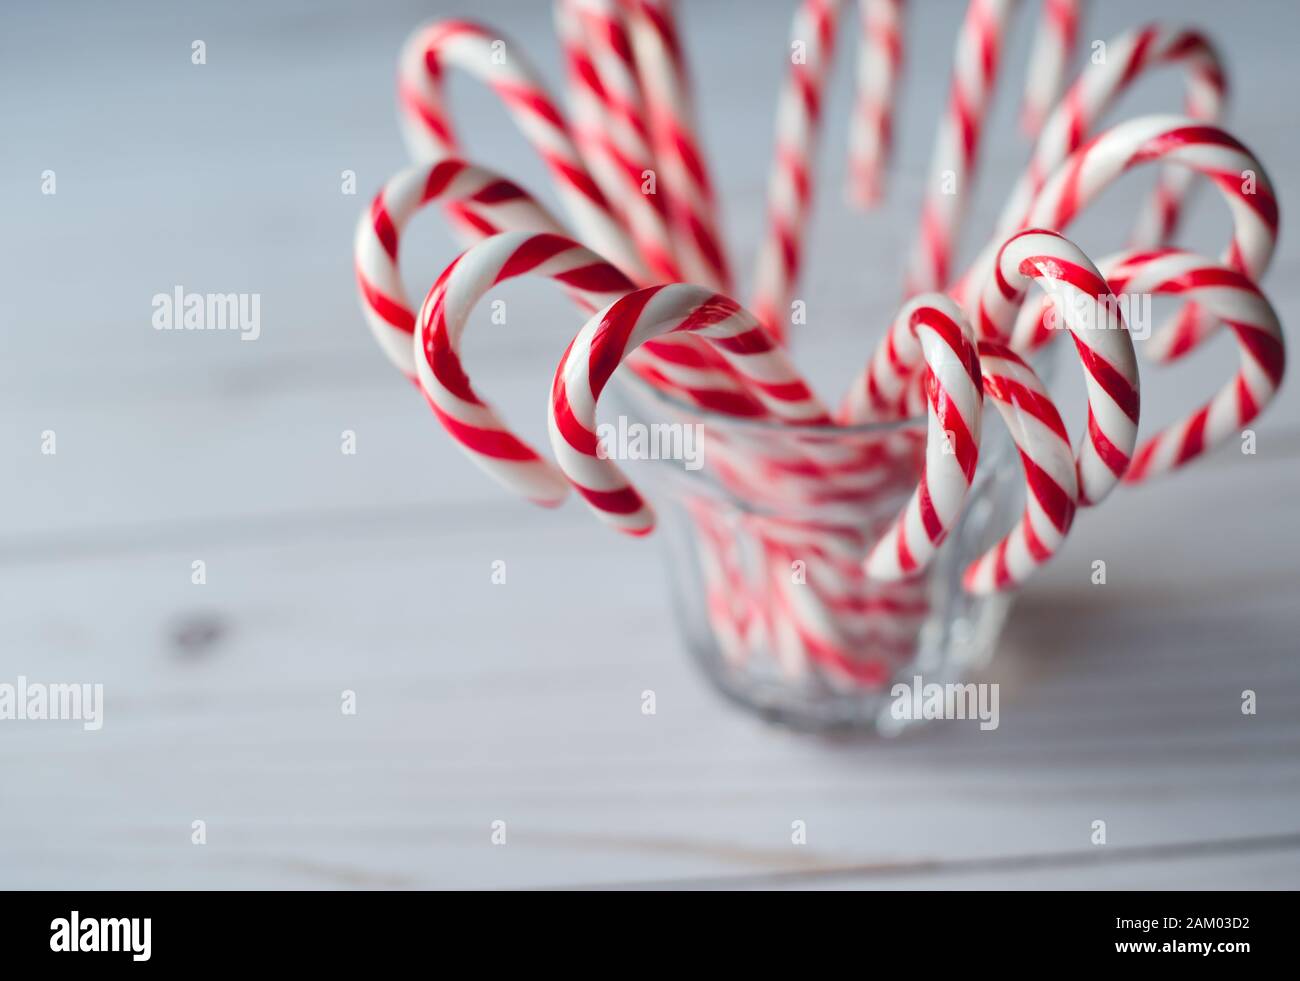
<box><xmin>1</xmin><ymin>0</ymin><xmax>1297</xmax><ymax>889</ymax></box>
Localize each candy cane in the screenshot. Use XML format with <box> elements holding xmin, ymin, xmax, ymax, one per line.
<box><xmin>624</xmin><ymin>0</ymin><xmax>733</xmax><ymax>290</ymax></box>
<box><xmin>1126</xmin><ymin>51</ymin><xmax>1226</xmax><ymax>253</ymax></box>
<box><xmin>773</xmin><ymin>527</ymin><xmax>929</xmax><ymax>639</ymax></box>
<box><xmin>622</xmin><ymin>383</ymin><xmax>851</xmax><ymax>681</ymax></box>
<box><xmin>551</xmin><ymin>1</ymin><xmax>610</xmax><ymax>187</ymax></box>
<box><xmin>699</xmin><ymin>418</ymin><xmax>909</xmax><ymax>512</ymax></box>
<box><xmin>354</xmin><ymin>160</ymin><xmax>567</xmax><ymax>378</ymax></box>
<box><xmin>961</xmin><ymin>230</ymin><xmax>1145</xmax><ymax>591</ymax></box>
<box><xmin>414</xmin><ymin>232</ymin><xmax>644</xmax><ymax>505</ymax></box>
<box><xmin>962</xmin><ymin>341</ymin><xmax>1077</xmax><ymax>593</ymax></box>
<box><xmin>549</xmin><ymin>284</ymin><xmax>832</xmax><ymax>534</ymax></box>
<box><xmin>761</xmin><ymin>527</ymin><xmax>925</xmax><ymax>686</ymax></box>
<box><xmin>372</xmin><ymin>6</ymin><xmax>1290</xmax><ymax>660</ymax></box>
<box><xmin>841</xmin><ymin>295</ymin><xmax>984</xmax><ymax>581</ymax></box>
<box><xmin>354</xmin><ymin>160</ymin><xmax>744</xmax><ymax>412</ymax></box>
<box><xmin>694</xmin><ymin>501</ymin><xmax>917</xmax><ymax>684</ymax></box>
<box><xmin>1019</xmin><ymin>0</ymin><xmax>1085</xmax><ymax>137</ymax></box>
<box><xmin>1080</xmin><ymin>249</ymin><xmax>1283</xmax><ymax>483</ymax></box>
<box><xmin>399</xmin><ymin>19</ymin><xmax>648</xmax><ymax>281</ymax></box>
<box><xmin>384</xmin><ymin>32</ymin><xmax>769</xmax><ymax>628</ymax></box>
<box><xmin>554</xmin><ymin>0</ymin><xmax>681</xmax><ymax>282</ymax></box>
<box><xmin>695</xmin><ymin>425</ymin><xmax>928</xmax><ymax>676</ymax></box>
<box><xmin>849</xmin><ymin>279</ymin><xmax>1078</xmax><ymax>591</ymax></box>
<box><xmin>997</xmin><ymin>25</ymin><xmax>1227</xmax><ymax>244</ymax></box>
<box><xmin>955</xmin><ymin>115</ymin><xmax>1278</xmax><ymax>335</ymax></box>
<box><xmin>399</xmin><ymin>20</ymin><xmax>764</xmax><ymax>404</ymax></box>
<box><xmin>847</xmin><ymin>0</ymin><xmax>906</xmax><ymax>207</ymax></box>
<box><xmin>410</xmin><ymin>230</ymin><xmax>760</xmax><ymax>503</ymax></box>
<box><xmin>904</xmin><ymin>0</ymin><xmax>1018</xmax><ymax>295</ymax></box>
<box><xmin>1031</xmin><ymin>116</ymin><xmax>1276</xmax><ymax>293</ymax></box>
<box><xmin>763</xmin><ymin>537</ymin><xmax>896</xmax><ymax>689</ymax></box>
<box><xmin>752</xmin><ymin>0</ymin><xmax>844</xmax><ymax>339</ymax></box>
<box><xmin>644</xmin><ymin>410</ymin><xmax>929</xmax><ymax>685</ymax></box>
<box><xmin>847</xmin><ymin>297</ymin><xmax>937</xmax><ymax>423</ymax></box>
<box><xmin>976</xmin><ymin>229</ymin><xmax>1140</xmax><ymax>506</ymax></box>
<box><xmin>684</xmin><ymin>496</ymin><xmax>755</xmax><ymax>667</ymax></box>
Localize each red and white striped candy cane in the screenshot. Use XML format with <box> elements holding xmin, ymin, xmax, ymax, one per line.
<box><xmin>1019</xmin><ymin>0</ymin><xmax>1085</xmax><ymax>138</ymax></box>
<box><xmin>694</xmin><ymin>421</ymin><xmax>929</xmax><ymax>680</ymax></box>
<box><xmin>1078</xmin><ymin>249</ymin><xmax>1284</xmax><ymax>484</ymax></box>
<box><xmin>664</xmin><ymin>415</ymin><xmax>928</xmax><ymax>685</ymax></box>
<box><xmin>548</xmin><ymin>284</ymin><xmax>832</xmax><ymax>534</ymax></box>
<box><xmin>399</xmin><ymin>19</ymin><xmax>648</xmax><ymax>281</ymax></box>
<box><xmin>700</xmin><ymin>416</ymin><xmax>909</xmax><ymax>511</ymax></box>
<box><xmin>851</xmin><ymin>262</ymin><xmax>1079</xmax><ymax>592</ymax></box>
<box><xmin>1001</xmin><ymin>115</ymin><xmax>1280</xmax><ymax>381</ymax></box>
<box><xmin>956</xmin><ymin>116</ymin><xmax>1278</xmax><ymax>341</ymax></box>
<box><xmin>998</xmin><ymin>25</ymin><xmax>1227</xmax><ymax>244</ymax></box>
<box><xmin>846</xmin><ymin>295</ymin><xmax>937</xmax><ymax>423</ymax></box>
<box><xmin>608</xmin><ymin>364</ymin><xmax>923</xmax><ymax>684</ymax></box>
<box><xmin>1028</xmin><ymin>116</ymin><xmax>1277</xmax><ymax>297</ymax></box>
<box><xmin>624</xmin><ymin>0</ymin><xmax>733</xmax><ymax>290</ymax></box>
<box><xmin>976</xmin><ymin>229</ymin><xmax>1140</xmax><ymax>506</ymax></box>
<box><xmin>962</xmin><ymin>340</ymin><xmax>1077</xmax><ymax>593</ymax></box>
<box><xmin>413</xmin><ymin>231</ymin><xmax>643</xmax><ymax>505</ymax></box>
<box><xmin>841</xmin><ymin>295</ymin><xmax>984</xmax><ymax>581</ymax></box>
<box><xmin>354</xmin><ymin>159</ymin><xmax>566</xmax><ymax>378</ymax></box>
<box><xmin>761</xmin><ymin>525</ymin><xmax>926</xmax><ymax>688</ymax></box>
<box><xmin>777</xmin><ymin>529</ymin><xmax>928</xmax><ymax>642</ymax></box>
<box><xmin>399</xmin><ymin>19</ymin><xmax>764</xmax><ymax>408</ymax></box>
<box><xmin>763</xmin><ymin>536</ymin><xmax>895</xmax><ymax>689</ymax></box>
<box><xmin>752</xmin><ymin>0</ymin><xmax>844</xmax><ymax>339</ymax></box>
<box><xmin>682</xmin><ymin>496</ymin><xmax>752</xmax><ymax>666</ymax></box>
<box><xmin>904</xmin><ymin>0</ymin><xmax>1017</xmax><ymax>295</ymax></box>
<box><xmin>1126</xmin><ymin>45</ymin><xmax>1226</xmax><ymax>252</ymax></box>
<box><xmin>847</xmin><ymin>0</ymin><xmax>906</xmax><ymax>207</ymax></box>
<box><xmin>1012</xmin><ymin>32</ymin><xmax>1229</xmax><ymax>369</ymax></box>
<box><xmin>353</xmin><ymin>159</ymin><xmax>749</xmax><ymax>413</ymax></box>
<box><xmin>961</xmin><ymin>230</ymin><xmax>1146</xmax><ymax>592</ymax></box>
<box><xmin>554</xmin><ymin>0</ymin><xmax>681</xmax><ymax>282</ymax></box>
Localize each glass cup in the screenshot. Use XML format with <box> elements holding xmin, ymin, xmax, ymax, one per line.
<box><xmin>611</xmin><ymin>373</ymin><xmax>1024</xmax><ymax>734</ymax></box>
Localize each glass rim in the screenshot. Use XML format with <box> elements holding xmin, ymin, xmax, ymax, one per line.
<box><xmin>617</xmin><ymin>371</ymin><xmax>926</xmax><ymax>436</ymax></box>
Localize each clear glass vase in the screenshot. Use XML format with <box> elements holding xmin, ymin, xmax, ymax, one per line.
<box><xmin>611</xmin><ymin>373</ymin><xmax>1024</xmax><ymax>734</ymax></box>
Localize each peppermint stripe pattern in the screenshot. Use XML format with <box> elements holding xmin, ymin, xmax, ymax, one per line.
<box><xmin>399</xmin><ymin>19</ymin><xmax>647</xmax><ymax>281</ymax></box>
<box><xmin>549</xmin><ymin>284</ymin><xmax>832</xmax><ymax>534</ymax></box>
<box><xmin>1019</xmin><ymin>0</ymin><xmax>1086</xmax><ymax>138</ymax></box>
<box><xmin>354</xmin><ymin>160</ymin><xmax>565</xmax><ymax>378</ymax></box>
<box><xmin>751</xmin><ymin>0</ymin><xmax>843</xmax><ymax>338</ymax></box>
<box><xmin>415</xmin><ymin>232</ymin><xmax>637</xmax><ymax>505</ymax></box>
<box><xmin>847</xmin><ymin>0</ymin><xmax>906</xmax><ymax>206</ymax></box>
<box><xmin>905</xmin><ymin>0</ymin><xmax>1017</xmax><ymax>295</ymax></box>
<box><xmin>963</xmin><ymin>341</ymin><xmax>1078</xmax><ymax>593</ymax></box>
<box><xmin>977</xmin><ymin>229</ymin><xmax>1140</xmax><ymax>507</ymax></box>
<box><xmin>1097</xmin><ymin>249</ymin><xmax>1284</xmax><ymax>483</ymax></box>
<box><xmin>850</xmin><ymin>295</ymin><xmax>985</xmax><ymax>581</ymax></box>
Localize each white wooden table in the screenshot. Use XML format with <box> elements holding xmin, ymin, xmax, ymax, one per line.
<box><xmin>2</xmin><ymin>0</ymin><xmax>1298</xmax><ymax>889</ymax></box>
